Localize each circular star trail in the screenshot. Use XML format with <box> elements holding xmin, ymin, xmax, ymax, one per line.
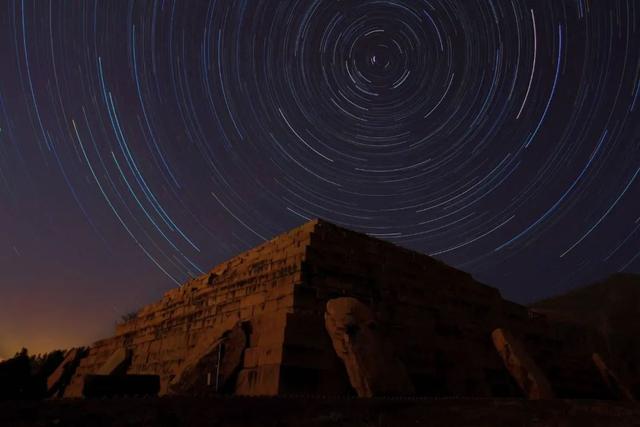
<box><xmin>1</xmin><ymin>0</ymin><xmax>640</xmax><ymax>352</ymax></box>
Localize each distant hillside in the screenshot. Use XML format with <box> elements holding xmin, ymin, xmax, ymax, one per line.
<box><xmin>530</xmin><ymin>273</ymin><xmax>640</xmax><ymax>331</ymax></box>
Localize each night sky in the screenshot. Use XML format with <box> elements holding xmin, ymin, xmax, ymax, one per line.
<box><xmin>1</xmin><ymin>0</ymin><xmax>639</xmax><ymax>358</ymax></box>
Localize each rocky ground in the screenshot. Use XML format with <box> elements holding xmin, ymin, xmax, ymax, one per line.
<box><xmin>1</xmin><ymin>397</ymin><xmax>640</xmax><ymax>427</ymax></box>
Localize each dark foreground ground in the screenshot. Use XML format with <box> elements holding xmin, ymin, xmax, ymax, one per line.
<box><xmin>1</xmin><ymin>396</ymin><xmax>640</xmax><ymax>427</ymax></box>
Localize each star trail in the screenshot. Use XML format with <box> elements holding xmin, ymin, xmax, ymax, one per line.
<box><xmin>1</xmin><ymin>0</ymin><xmax>639</xmax><ymax>355</ymax></box>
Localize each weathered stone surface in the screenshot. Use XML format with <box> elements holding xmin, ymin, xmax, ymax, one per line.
<box><xmin>491</xmin><ymin>328</ymin><xmax>554</xmax><ymax>399</ymax></box>
<box><xmin>46</xmin><ymin>348</ymin><xmax>86</xmax><ymax>397</ymax></box>
<box><xmin>592</xmin><ymin>353</ymin><xmax>635</xmax><ymax>401</ymax></box>
<box><xmin>96</xmin><ymin>348</ymin><xmax>131</xmax><ymax>375</ymax></box>
<box><xmin>169</xmin><ymin>322</ymin><xmax>247</xmax><ymax>395</ymax></box>
<box><xmin>324</xmin><ymin>297</ymin><xmax>414</xmax><ymax>397</ymax></box>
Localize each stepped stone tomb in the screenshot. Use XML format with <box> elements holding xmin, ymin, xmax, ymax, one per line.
<box><xmin>53</xmin><ymin>219</ymin><xmax>639</xmax><ymax>399</ymax></box>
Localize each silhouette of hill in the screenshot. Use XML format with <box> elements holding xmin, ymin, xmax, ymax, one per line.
<box><xmin>531</xmin><ymin>273</ymin><xmax>640</xmax><ymax>330</ymax></box>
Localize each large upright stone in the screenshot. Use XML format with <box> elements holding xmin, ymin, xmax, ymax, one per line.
<box><xmin>97</xmin><ymin>348</ymin><xmax>131</xmax><ymax>375</ymax></box>
<box><xmin>491</xmin><ymin>328</ymin><xmax>554</xmax><ymax>399</ymax></box>
<box><xmin>324</xmin><ymin>297</ymin><xmax>414</xmax><ymax>397</ymax></box>
<box><xmin>169</xmin><ymin>322</ymin><xmax>248</xmax><ymax>395</ymax></box>
<box><xmin>592</xmin><ymin>353</ymin><xmax>635</xmax><ymax>401</ymax></box>
<box><xmin>46</xmin><ymin>348</ymin><xmax>86</xmax><ymax>397</ymax></box>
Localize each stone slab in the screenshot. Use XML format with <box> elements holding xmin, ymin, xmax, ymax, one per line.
<box><xmin>491</xmin><ymin>328</ymin><xmax>554</xmax><ymax>399</ymax></box>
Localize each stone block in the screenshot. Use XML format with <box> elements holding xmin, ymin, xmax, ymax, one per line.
<box><xmin>82</xmin><ymin>374</ymin><xmax>160</xmax><ymax>398</ymax></box>
<box><xmin>46</xmin><ymin>347</ymin><xmax>86</xmax><ymax>397</ymax></box>
<box><xmin>169</xmin><ymin>322</ymin><xmax>248</xmax><ymax>395</ymax></box>
<box><xmin>491</xmin><ymin>328</ymin><xmax>554</xmax><ymax>399</ymax></box>
<box><xmin>324</xmin><ymin>297</ymin><xmax>414</xmax><ymax>397</ymax></box>
<box><xmin>592</xmin><ymin>353</ymin><xmax>635</xmax><ymax>401</ymax></box>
